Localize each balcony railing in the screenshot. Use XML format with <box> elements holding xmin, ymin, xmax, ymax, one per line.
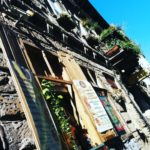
<box><xmin>1</xmin><ymin>0</ymin><xmax>107</xmax><ymax>67</ymax></box>
<box><xmin>57</xmin><ymin>13</ymin><xmax>76</xmax><ymax>31</ymax></box>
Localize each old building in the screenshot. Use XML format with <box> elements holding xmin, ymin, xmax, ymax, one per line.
<box><xmin>0</xmin><ymin>0</ymin><xmax>150</xmax><ymax>149</ymax></box>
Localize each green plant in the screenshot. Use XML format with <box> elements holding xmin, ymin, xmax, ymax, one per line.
<box><xmin>105</xmin><ymin>38</ymin><xmax>124</xmax><ymax>50</ymax></box>
<box><xmin>100</xmin><ymin>26</ymin><xmax>116</xmax><ymax>41</ymax></box>
<box><xmin>60</xmin><ymin>13</ymin><xmax>72</xmax><ymax>20</ymax></box>
<box><xmin>81</xmin><ymin>19</ymin><xmax>101</xmax><ymax>33</ymax></box>
<box><xmin>41</xmin><ymin>80</ymin><xmax>78</xmax><ymax>150</ymax></box>
<box><xmin>100</xmin><ymin>25</ymin><xmax>141</xmax><ymax>55</ymax></box>
<box><xmin>117</xmin><ymin>29</ymin><xmax>128</xmax><ymax>42</ymax></box>
<box><xmin>57</xmin><ymin>13</ymin><xmax>76</xmax><ymax>31</ymax></box>
<box><xmin>86</xmin><ymin>35</ymin><xmax>99</xmax><ymax>46</ymax></box>
<box><xmin>91</xmin><ymin>22</ymin><xmax>102</xmax><ymax>33</ymax></box>
<box><xmin>100</xmin><ymin>26</ymin><xmax>128</xmax><ymax>42</ymax></box>
<box><xmin>122</xmin><ymin>41</ymin><xmax>141</xmax><ymax>54</ymax></box>
<box><xmin>81</xmin><ymin>19</ymin><xmax>93</xmax><ymax>28</ymax></box>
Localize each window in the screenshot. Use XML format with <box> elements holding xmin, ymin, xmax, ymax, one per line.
<box><xmin>103</xmin><ymin>73</ymin><xmax>118</xmax><ymax>89</ymax></box>
<box><xmin>80</xmin><ymin>66</ymin><xmax>97</xmax><ymax>85</ymax></box>
<box><xmin>46</xmin><ymin>51</ymin><xmax>63</xmax><ymax>79</ymax></box>
<box><xmin>48</xmin><ymin>0</ymin><xmax>67</xmax><ymax>16</ymax></box>
<box><xmin>23</xmin><ymin>43</ymin><xmax>63</xmax><ymax>79</ymax></box>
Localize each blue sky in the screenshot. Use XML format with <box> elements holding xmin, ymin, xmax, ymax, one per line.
<box><xmin>89</xmin><ymin>0</ymin><xmax>150</xmax><ymax>62</ymax></box>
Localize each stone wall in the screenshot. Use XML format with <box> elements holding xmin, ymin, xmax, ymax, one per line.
<box><xmin>0</xmin><ymin>48</ymin><xmax>35</xmax><ymax>150</ymax></box>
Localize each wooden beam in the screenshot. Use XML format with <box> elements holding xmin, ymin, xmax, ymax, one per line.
<box><xmin>42</xmin><ymin>50</ymin><xmax>56</xmax><ymax>77</ymax></box>
<box><xmin>37</xmin><ymin>75</ymin><xmax>72</xmax><ymax>85</ymax></box>
<box><xmin>22</xmin><ymin>40</ymin><xmax>57</xmax><ymax>56</ymax></box>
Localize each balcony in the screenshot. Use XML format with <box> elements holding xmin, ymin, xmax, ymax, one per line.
<box><xmin>86</xmin><ymin>35</ymin><xmax>99</xmax><ymax>47</ymax></box>
<box><xmin>1</xmin><ymin>0</ymin><xmax>107</xmax><ymax>68</ymax></box>
<box><xmin>105</xmin><ymin>45</ymin><xmax>120</xmax><ymax>57</ymax></box>
<box><xmin>127</xmin><ymin>69</ymin><xmax>149</xmax><ymax>85</ymax></box>
<box><xmin>57</xmin><ymin>13</ymin><xmax>76</xmax><ymax>31</ymax></box>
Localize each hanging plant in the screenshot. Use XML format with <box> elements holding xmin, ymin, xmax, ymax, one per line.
<box><xmin>100</xmin><ymin>26</ymin><xmax>128</xmax><ymax>42</ymax></box>
<box><xmin>100</xmin><ymin>26</ymin><xmax>116</xmax><ymax>41</ymax></box>
<box><xmin>57</xmin><ymin>13</ymin><xmax>76</xmax><ymax>31</ymax></box>
<box><xmin>86</xmin><ymin>35</ymin><xmax>99</xmax><ymax>47</ymax></box>
<box><xmin>81</xmin><ymin>19</ymin><xmax>92</xmax><ymax>29</ymax></box>
<box><xmin>41</xmin><ymin>79</ymin><xmax>78</xmax><ymax>150</ymax></box>
<box><xmin>81</xmin><ymin>19</ymin><xmax>102</xmax><ymax>34</ymax></box>
<box><xmin>122</xmin><ymin>41</ymin><xmax>141</xmax><ymax>55</ymax></box>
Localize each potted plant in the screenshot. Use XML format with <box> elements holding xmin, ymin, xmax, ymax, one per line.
<box><xmin>104</xmin><ymin>38</ymin><xmax>125</xmax><ymax>56</ymax></box>
<box><xmin>122</xmin><ymin>41</ymin><xmax>141</xmax><ymax>55</ymax></box>
<box><xmin>86</xmin><ymin>35</ymin><xmax>99</xmax><ymax>47</ymax></box>
<box><xmin>100</xmin><ymin>26</ymin><xmax>116</xmax><ymax>41</ymax></box>
<box><xmin>100</xmin><ymin>25</ymin><xmax>128</xmax><ymax>42</ymax></box>
<box><xmin>81</xmin><ymin>19</ymin><xmax>102</xmax><ymax>34</ymax></box>
<box><xmin>105</xmin><ymin>45</ymin><xmax>120</xmax><ymax>57</ymax></box>
<box><xmin>57</xmin><ymin>13</ymin><xmax>76</xmax><ymax>31</ymax></box>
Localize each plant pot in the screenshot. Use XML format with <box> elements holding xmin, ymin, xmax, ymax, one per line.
<box><xmin>57</xmin><ymin>14</ymin><xmax>76</xmax><ymax>31</ymax></box>
<box><xmin>105</xmin><ymin>45</ymin><xmax>120</xmax><ymax>57</ymax></box>
<box><xmin>86</xmin><ymin>35</ymin><xmax>99</xmax><ymax>47</ymax></box>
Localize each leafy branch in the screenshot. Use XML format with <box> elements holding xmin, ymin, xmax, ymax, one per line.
<box><xmin>41</xmin><ymin>79</ymin><xmax>78</xmax><ymax>150</ymax></box>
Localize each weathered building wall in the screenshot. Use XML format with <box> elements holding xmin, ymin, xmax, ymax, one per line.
<box><xmin>58</xmin><ymin>52</ymin><xmax>104</xmax><ymax>146</ymax></box>
<box><xmin>0</xmin><ymin>44</ymin><xmax>35</xmax><ymax>149</ymax></box>
<box><xmin>0</xmin><ymin>0</ymin><xmax>150</xmax><ymax>149</ymax></box>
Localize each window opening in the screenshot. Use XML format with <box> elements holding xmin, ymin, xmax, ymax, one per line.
<box><xmin>46</xmin><ymin>51</ymin><xmax>63</xmax><ymax>79</ymax></box>
<box><xmin>103</xmin><ymin>73</ymin><xmax>118</xmax><ymax>89</ymax></box>
<box><xmin>24</xmin><ymin>43</ymin><xmax>51</xmax><ymax>76</ymax></box>
<box><xmin>41</xmin><ymin>79</ymin><xmax>93</xmax><ymax>150</ymax></box>
<box><xmin>42</xmin><ymin>50</ymin><xmax>55</xmax><ymax>77</ymax></box>
<box><xmin>23</xmin><ymin>43</ymin><xmax>64</xmax><ymax>80</ymax></box>
<box><xmin>80</xmin><ymin>66</ymin><xmax>93</xmax><ymax>83</ymax></box>
<box><xmin>87</xmin><ymin>69</ymin><xmax>96</xmax><ymax>85</ymax></box>
<box><xmin>80</xmin><ymin>65</ymin><xmax>97</xmax><ymax>85</ymax></box>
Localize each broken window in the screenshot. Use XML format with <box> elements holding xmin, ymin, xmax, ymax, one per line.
<box><xmin>23</xmin><ymin>43</ymin><xmax>63</xmax><ymax>79</ymax></box>
<box><xmin>46</xmin><ymin>51</ymin><xmax>63</xmax><ymax>79</ymax></box>
<box><xmin>103</xmin><ymin>73</ymin><xmax>118</xmax><ymax>89</ymax></box>
<box><xmin>24</xmin><ymin>43</ymin><xmax>50</xmax><ymax>76</ymax></box>
<box><xmin>80</xmin><ymin>66</ymin><xmax>97</xmax><ymax>85</ymax></box>
<box><xmin>52</xmin><ymin>27</ymin><xmax>63</xmax><ymax>41</ymax></box>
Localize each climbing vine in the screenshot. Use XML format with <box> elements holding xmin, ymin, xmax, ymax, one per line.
<box><xmin>41</xmin><ymin>79</ymin><xmax>78</xmax><ymax>150</ymax></box>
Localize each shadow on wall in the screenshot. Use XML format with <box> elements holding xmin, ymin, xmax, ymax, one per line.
<box><xmin>129</xmin><ymin>85</ymin><xmax>150</xmax><ymax>113</ymax></box>
<box><xmin>0</xmin><ymin>124</ymin><xmax>9</xmax><ymax>150</ymax></box>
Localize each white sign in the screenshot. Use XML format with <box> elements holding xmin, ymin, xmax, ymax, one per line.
<box><xmin>73</xmin><ymin>80</ymin><xmax>113</xmax><ymax>132</ymax></box>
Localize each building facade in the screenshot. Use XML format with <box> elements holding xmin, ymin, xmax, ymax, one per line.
<box><xmin>0</xmin><ymin>0</ymin><xmax>150</xmax><ymax>149</ymax></box>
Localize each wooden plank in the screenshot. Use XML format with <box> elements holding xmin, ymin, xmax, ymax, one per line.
<box><xmin>58</xmin><ymin>52</ymin><xmax>105</xmax><ymax>145</ymax></box>
<box><xmin>42</xmin><ymin>50</ymin><xmax>56</xmax><ymax>77</ymax></box>
<box><xmin>10</xmin><ymin>61</ymin><xmax>62</xmax><ymax>150</ymax></box>
<box><xmin>22</xmin><ymin>40</ymin><xmax>57</xmax><ymax>56</ymax></box>
<box><xmin>0</xmin><ymin>38</ymin><xmax>41</xmax><ymax>149</ymax></box>
<box><xmin>0</xmin><ymin>35</ymin><xmax>62</xmax><ymax>150</ymax></box>
<box><xmin>37</xmin><ymin>75</ymin><xmax>72</xmax><ymax>85</ymax></box>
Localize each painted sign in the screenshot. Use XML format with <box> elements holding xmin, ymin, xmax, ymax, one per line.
<box><xmin>99</xmin><ymin>96</ymin><xmax>125</xmax><ymax>136</ymax></box>
<box><xmin>11</xmin><ymin>61</ymin><xmax>62</xmax><ymax>150</ymax></box>
<box><xmin>73</xmin><ymin>80</ymin><xmax>113</xmax><ymax>133</ymax></box>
